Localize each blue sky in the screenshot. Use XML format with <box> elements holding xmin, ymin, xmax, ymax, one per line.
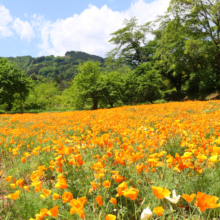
<box><xmin>0</xmin><ymin>0</ymin><xmax>170</xmax><ymax>58</ymax></box>
<box><xmin>0</xmin><ymin>0</ymin><xmax>133</xmax><ymax>20</ymax></box>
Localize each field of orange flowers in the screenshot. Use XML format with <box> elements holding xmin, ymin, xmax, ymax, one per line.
<box><xmin>1</xmin><ymin>101</ymin><xmax>220</xmax><ymax>219</ymax></box>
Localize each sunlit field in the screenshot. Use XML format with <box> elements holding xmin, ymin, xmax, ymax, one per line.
<box><xmin>1</xmin><ymin>101</ymin><xmax>220</xmax><ymax>220</ymax></box>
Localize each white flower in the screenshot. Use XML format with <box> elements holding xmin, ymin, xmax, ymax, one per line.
<box><xmin>141</xmin><ymin>207</ymin><xmax>152</xmax><ymax>220</ymax></box>
<box><xmin>165</xmin><ymin>189</ymin><xmax>181</xmax><ymax>204</ymax></box>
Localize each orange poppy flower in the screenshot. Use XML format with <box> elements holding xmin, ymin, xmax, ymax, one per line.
<box><xmin>62</xmin><ymin>192</ymin><xmax>73</xmax><ymax>203</ymax></box>
<box><xmin>90</xmin><ymin>181</ymin><xmax>100</xmax><ymax>190</ymax></box>
<box><xmin>24</xmin><ymin>186</ymin><xmax>29</xmax><ymax>192</ymax></box>
<box><xmin>35</xmin><ymin>213</ymin><xmax>45</xmax><ymax>220</ymax></box>
<box><xmin>75</xmin><ymin>154</ymin><xmax>84</xmax><ymax>166</ymax></box>
<box><xmin>49</xmin><ymin>165</ymin><xmax>55</xmax><ymax>170</ymax></box>
<box><xmin>106</xmin><ymin>214</ymin><xmax>116</xmax><ymax>220</ymax></box>
<box><xmin>112</xmin><ymin>174</ymin><xmax>124</xmax><ymax>183</ymax></box>
<box><xmin>5</xmin><ymin>176</ymin><xmax>12</xmax><ymax>182</ymax></box>
<box><xmin>5</xmin><ymin>190</ymin><xmax>20</xmax><ymax>200</ymax></box>
<box><xmin>96</xmin><ymin>195</ymin><xmax>103</xmax><ymax>206</ymax></box>
<box><xmin>78</xmin><ymin>210</ymin><xmax>85</xmax><ymax>219</ymax></box>
<box><xmin>182</xmin><ymin>194</ymin><xmax>196</xmax><ymax>203</ymax></box>
<box><xmin>69</xmin><ymin>199</ymin><xmax>85</xmax><ymax>214</ymax></box>
<box><xmin>117</xmin><ymin>181</ymin><xmax>127</xmax><ymax>196</ymax></box>
<box><xmin>10</xmin><ymin>183</ymin><xmax>16</xmax><ymax>189</ymax></box>
<box><xmin>153</xmin><ymin>206</ymin><xmax>164</xmax><ymax>216</ymax></box>
<box><xmin>32</xmin><ymin>181</ymin><xmax>42</xmax><ymax>192</ymax></box>
<box><xmin>21</xmin><ymin>157</ymin><xmax>26</xmax><ymax>163</ymax></box>
<box><xmin>16</xmin><ymin>179</ymin><xmax>24</xmax><ymax>188</ymax></box>
<box><xmin>23</xmin><ymin>152</ymin><xmax>30</xmax><ymax>157</ymax></box>
<box><xmin>92</xmin><ymin>161</ymin><xmax>105</xmax><ymax>171</ymax></box>
<box><xmin>47</xmin><ymin>205</ymin><xmax>58</xmax><ymax>217</ymax></box>
<box><xmin>55</xmin><ymin>175</ymin><xmax>68</xmax><ymax>189</ymax></box>
<box><xmin>110</xmin><ymin>197</ymin><xmax>117</xmax><ymax>205</ymax></box>
<box><xmin>107</xmin><ymin>151</ymin><xmax>112</xmax><ymax>157</ymax></box>
<box><xmin>53</xmin><ymin>193</ymin><xmax>60</xmax><ymax>200</ymax></box>
<box><xmin>95</xmin><ymin>173</ymin><xmax>105</xmax><ymax>179</ymax></box>
<box><xmin>40</xmin><ymin>208</ymin><xmax>49</xmax><ymax>217</ymax></box>
<box><xmin>79</xmin><ymin>197</ymin><xmax>87</xmax><ymax>205</ymax></box>
<box><xmin>124</xmin><ymin>188</ymin><xmax>139</xmax><ymax>200</ymax></box>
<box><xmin>194</xmin><ymin>192</ymin><xmax>220</xmax><ymax>212</ymax></box>
<box><xmin>41</xmin><ymin>189</ymin><xmax>51</xmax><ymax>199</ymax></box>
<box><xmin>152</xmin><ymin>186</ymin><xmax>171</xmax><ymax>199</ymax></box>
<box><xmin>103</xmin><ymin>180</ymin><xmax>111</xmax><ymax>188</ymax></box>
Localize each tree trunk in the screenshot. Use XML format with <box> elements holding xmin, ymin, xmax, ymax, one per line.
<box><xmin>107</xmin><ymin>97</ymin><xmax>114</xmax><ymax>108</ymax></box>
<box><xmin>217</xmin><ymin>53</ymin><xmax>220</xmax><ymax>76</ymax></box>
<box><xmin>176</xmin><ymin>85</ymin><xmax>181</xmax><ymax>94</ymax></box>
<box><xmin>92</xmin><ymin>98</ymin><xmax>98</xmax><ymax>110</ymax></box>
<box><xmin>6</xmin><ymin>102</ymin><xmax>13</xmax><ymax>111</ymax></box>
<box><xmin>175</xmin><ymin>84</ymin><xmax>182</xmax><ymax>100</ymax></box>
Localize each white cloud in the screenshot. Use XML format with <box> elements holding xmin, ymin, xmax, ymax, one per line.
<box><xmin>0</xmin><ymin>0</ymin><xmax>171</xmax><ymax>56</ymax></box>
<box><xmin>37</xmin><ymin>0</ymin><xmax>170</xmax><ymax>57</ymax></box>
<box><xmin>0</xmin><ymin>5</ymin><xmax>13</xmax><ymax>37</ymax></box>
<box><xmin>13</xmin><ymin>18</ymin><xmax>35</xmax><ymax>41</ymax></box>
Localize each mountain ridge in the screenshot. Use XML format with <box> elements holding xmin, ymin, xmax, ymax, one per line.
<box><xmin>1</xmin><ymin>51</ymin><xmax>104</xmax><ymax>80</ymax></box>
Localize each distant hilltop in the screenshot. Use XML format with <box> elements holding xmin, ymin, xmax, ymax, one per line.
<box><xmin>1</xmin><ymin>51</ymin><xmax>104</xmax><ymax>80</ymax></box>
<box><xmin>65</xmin><ymin>51</ymin><xmax>104</xmax><ymax>62</ymax></box>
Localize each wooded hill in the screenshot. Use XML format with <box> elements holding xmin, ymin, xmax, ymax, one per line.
<box><xmin>1</xmin><ymin>51</ymin><xmax>104</xmax><ymax>80</ymax></box>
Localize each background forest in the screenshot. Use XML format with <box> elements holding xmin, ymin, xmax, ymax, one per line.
<box><xmin>0</xmin><ymin>0</ymin><xmax>220</xmax><ymax>112</ymax></box>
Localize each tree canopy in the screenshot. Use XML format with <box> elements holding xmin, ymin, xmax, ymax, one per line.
<box><xmin>0</xmin><ymin>58</ymin><xmax>31</xmax><ymax>110</ymax></box>
<box><xmin>106</xmin><ymin>17</ymin><xmax>153</xmax><ymax>68</ymax></box>
<box><xmin>72</xmin><ymin>61</ymin><xmax>102</xmax><ymax>110</ymax></box>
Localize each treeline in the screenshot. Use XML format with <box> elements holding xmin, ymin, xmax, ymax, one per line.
<box><xmin>0</xmin><ymin>0</ymin><xmax>220</xmax><ymax>112</ymax></box>
<box><xmin>4</xmin><ymin>51</ymin><xmax>104</xmax><ymax>80</ymax></box>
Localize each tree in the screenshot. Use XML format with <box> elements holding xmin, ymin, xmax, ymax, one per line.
<box><xmin>25</xmin><ymin>82</ymin><xmax>61</xmax><ymax>110</ymax></box>
<box><xmin>0</xmin><ymin>58</ymin><xmax>31</xmax><ymax>111</ymax></box>
<box><xmin>121</xmin><ymin>63</ymin><xmax>165</xmax><ymax>104</ymax></box>
<box><xmin>99</xmin><ymin>71</ymin><xmax>124</xmax><ymax>108</ymax></box>
<box><xmin>154</xmin><ymin>14</ymin><xmax>204</xmax><ymax>96</ymax></box>
<box><xmin>169</xmin><ymin>0</ymin><xmax>220</xmax><ymax>78</ymax></box>
<box><xmin>73</xmin><ymin>61</ymin><xmax>101</xmax><ymax>110</ymax></box>
<box><xmin>135</xmin><ymin>63</ymin><xmax>165</xmax><ymax>103</ymax></box>
<box><xmin>106</xmin><ymin>17</ymin><xmax>153</xmax><ymax>68</ymax></box>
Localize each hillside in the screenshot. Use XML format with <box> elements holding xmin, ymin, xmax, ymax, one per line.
<box><xmin>1</xmin><ymin>51</ymin><xmax>104</xmax><ymax>80</ymax></box>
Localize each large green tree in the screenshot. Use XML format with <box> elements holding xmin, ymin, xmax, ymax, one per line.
<box><xmin>0</xmin><ymin>58</ymin><xmax>31</xmax><ymax>111</ymax></box>
<box><xmin>72</xmin><ymin>61</ymin><xmax>102</xmax><ymax>110</ymax></box>
<box><xmin>121</xmin><ymin>63</ymin><xmax>165</xmax><ymax>104</ymax></box>
<box><xmin>106</xmin><ymin>17</ymin><xmax>153</xmax><ymax>68</ymax></box>
<box><xmin>25</xmin><ymin>82</ymin><xmax>61</xmax><ymax>110</ymax></box>
<box><xmin>99</xmin><ymin>71</ymin><xmax>124</xmax><ymax>108</ymax></box>
<box><xmin>154</xmin><ymin>15</ymin><xmax>203</xmax><ymax>95</ymax></box>
<box><xmin>169</xmin><ymin>0</ymin><xmax>220</xmax><ymax>77</ymax></box>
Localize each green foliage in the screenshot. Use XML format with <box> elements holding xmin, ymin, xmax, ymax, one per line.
<box><xmin>61</xmin><ymin>83</ymin><xmax>77</xmax><ymax>108</ymax></box>
<box><xmin>99</xmin><ymin>71</ymin><xmax>124</xmax><ymax>108</ymax></box>
<box><xmin>135</xmin><ymin>63</ymin><xmax>165</xmax><ymax>103</ymax></box>
<box><xmin>25</xmin><ymin>82</ymin><xmax>61</xmax><ymax>110</ymax></box>
<box><xmin>154</xmin><ymin>15</ymin><xmax>199</xmax><ymax>95</ymax></box>
<box><xmin>0</xmin><ymin>58</ymin><xmax>31</xmax><ymax>111</ymax></box>
<box><xmin>72</xmin><ymin>61</ymin><xmax>102</xmax><ymax>110</ymax></box>
<box><xmin>65</xmin><ymin>51</ymin><xmax>104</xmax><ymax>62</ymax></box>
<box><xmin>121</xmin><ymin>63</ymin><xmax>165</xmax><ymax>104</ymax></box>
<box><xmin>4</xmin><ymin>51</ymin><xmax>104</xmax><ymax>81</ymax></box>
<box><xmin>6</xmin><ymin>56</ymin><xmax>32</xmax><ymax>70</ymax></box>
<box><xmin>106</xmin><ymin>17</ymin><xmax>153</xmax><ymax>68</ymax></box>
<box><xmin>168</xmin><ymin>0</ymin><xmax>220</xmax><ymax>90</ymax></box>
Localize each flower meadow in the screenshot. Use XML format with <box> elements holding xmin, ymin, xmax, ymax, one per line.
<box><xmin>1</xmin><ymin>101</ymin><xmax>220</xmax><ymax>219</ymax></box>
